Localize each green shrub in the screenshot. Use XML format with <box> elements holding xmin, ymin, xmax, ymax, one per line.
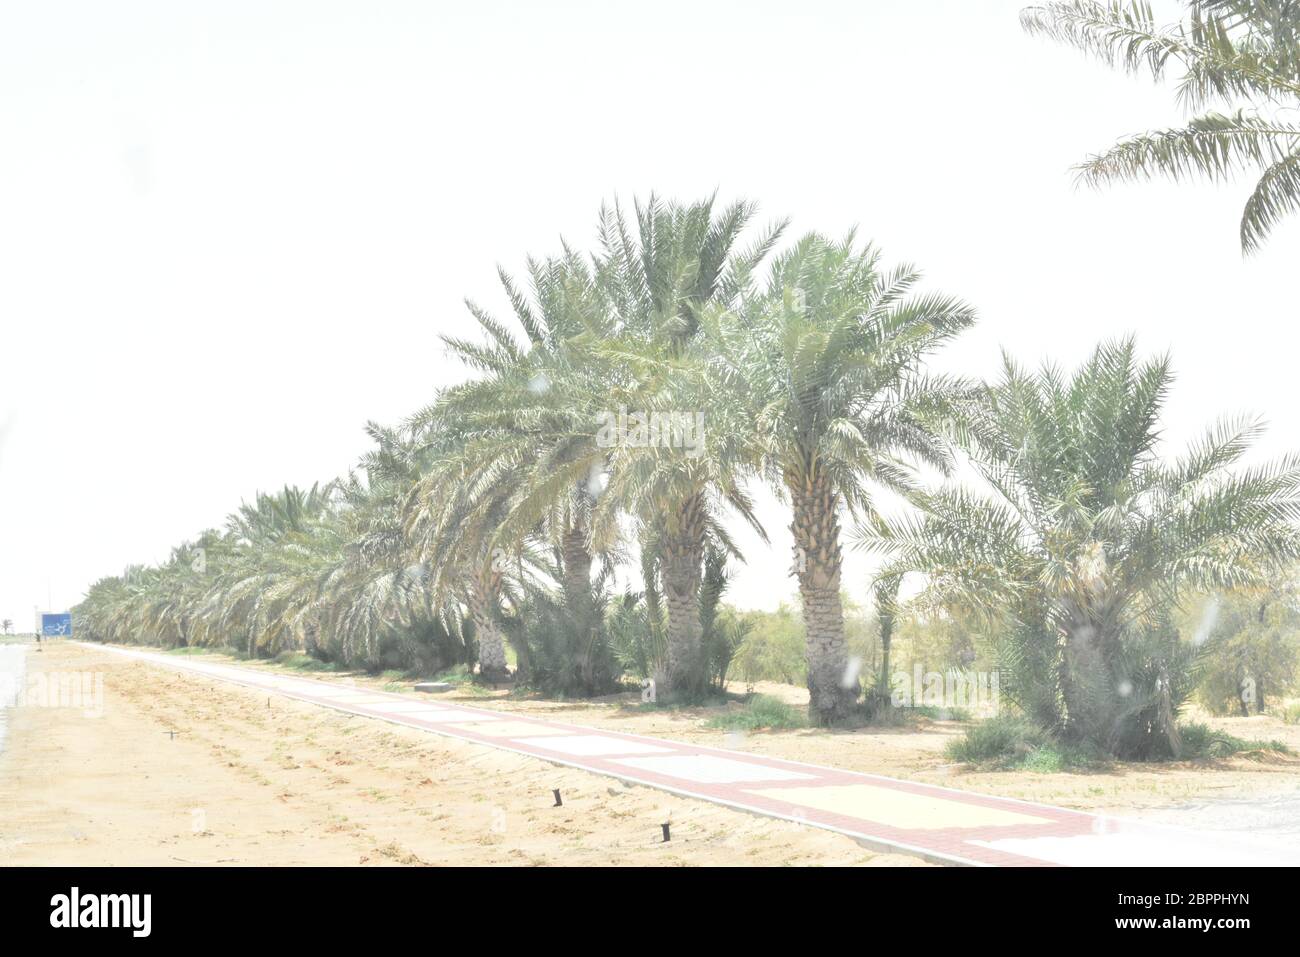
<box><xmin>273</xmin><ymin>651</ymin><xmax>340</xmax><ymax>672</ymax></box>
<box><xmin>1015</xmin><ymin>742</ymin><xmax>1099</xmax><ymax>772</ymax></box>
<box><xmin>509</xmin><ymin>588</ymin><xmax>622</xmax><ymax>697</ymax></box>
<box><xmin>1178</xmin><ymin>722</ymin><xmax>1290</xmax><ymax>759</ymax></box>
<box><xmin>706</xmin><ymin>694</ymin><xmax>807</xmax><ymax>732</ymax></box>
<box><xmin>945</xmin><ymin>715</ymin><xmax>1051</xmax><ymax>766</ymax></box>
<box><xmin>731</xmin><ymin>605</ymin><xmax>806</xmax><ymax>686</ymax></box>
<box><xmin>371</xmin><ymin>619</ymin><xmax>471</xmax><ymax>676</ymax></box>
<box><xmin>606</xmin><ymin>591</ymin><xmax>663</xmax><ymax>682</ymax></box>
<box><xmin>1184</xmin><ymin>590</ymin><xmax>1300</xmax><ymax>716</ymax></box>
<box><xmin>950</xmin><ymin>716</ymin><xmax>1290</xmax><ymax>770</ymax></box>
<box><xmin>909</xmin><ymin>704</ymin><xmax>972</xmax><ymax>722</ymax></box>
<box><xmin>947</xmin><ymin>716</ymin><xmax>1098</xmax><ymax>771</ymax></box>
<box><xmin>167</xmin><ymin>645</ymin><xmax>248</xmax><ymax>659</ymax></box>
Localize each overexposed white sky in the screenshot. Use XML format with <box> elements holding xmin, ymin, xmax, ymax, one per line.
<box><xmin>3</xmin><ymin>0</ymin><xmax>1298</xmax><ymax>629</ymax></box>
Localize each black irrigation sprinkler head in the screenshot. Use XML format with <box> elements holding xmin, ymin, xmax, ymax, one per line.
<box><xmin>552</xmin><ymin>788</ymin><xmax>563</xmax><ymax>807</ymax></box>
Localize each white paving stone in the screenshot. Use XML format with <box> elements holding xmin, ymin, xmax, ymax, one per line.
<box><xmin>396</xmin><ymin>710</ymin><xmax>496</xmax><ymax>723</ymax></box>
<box><xmin>611</xmin><ymin>754</ymin><xmax>816</xmax><ymax>784</ymax></box>
<box><xmin>512</xmin><ymin>734</ymin><xmax>672</xmax><ymax>756</ymax></box>
<box><xmin>355</xmin><ymin>700</ymin><xmax>468</xmax><ymax>715</ymax></box>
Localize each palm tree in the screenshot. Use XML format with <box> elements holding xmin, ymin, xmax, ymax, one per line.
<box><xmin>590</xmin><ymin>344</ymin><xmax>767</xmax><ymax>699</ymax></box>
<box><xmin>416</xmin><ymin>249</ymin><xmax>620</xmax><ymax>683</ymax></box>
<box><xmin>591</xmin><ymin>194</ymin><xmax>784</xmax><ymax>699</ymax></box>
<box><xmin>1023</xmin><ymin>0</ymin><xmax>1300</xmax><ymax>252</ymax></box>
<box><xmin>870</xmin><ymin>571</ymin><xmax>903</xmax><ymax>711</ymax></box>
<box><xmin>310</xmin><ymin>424</ymin><xmax>461</xmax><ymax>671</ymax></box>
<box><xmin>203</xmin><ymin>484</ymin><xmax>336</xmax><ymax>658</ymax></box>
<box><xmin>73</xmin><ymin>430</ymin><xmax>465</xmax><ymax>672</ymax></box>
<box><xmin>698</xmin><ymin>233</ymin><xmax>976</xmax><ymax>724</ymax></box>
<box><xmin>403</xmin><ymin>427</ymin><xmax>524</xmax><ymax>683</ymax></box>
<box><xmin>866</xmin><ymin>339</ymin><xmax>1300</xmax><ymax>755</ymax></box>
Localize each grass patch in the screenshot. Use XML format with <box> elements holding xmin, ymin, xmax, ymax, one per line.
<box><xmin>948</xmin><ymin>716</ymin><xmax>1291</xmax><ymax>770</ymax></box>
<box><xmin>272</xmin><ymin>651</ymin><xmax>342</xmax><ymax>672</ymax></box>
<box><xmin>706</xmin><ymin>694</ymin><xmax>807</xmax><ymax>732</ymax></box>
<box><xmin>1178</xmin><ymin>722</ymin><xmax>1291</xmax><ymax>759</ymax></box>
<box><xmin>907</xmin><ymin>704</ymin><xmax>973</xmax><ymax>722</ymax></box>
<box><xmin>945</xmin><ymin>715</ymin><xmax>1096</xmax><ymax>771</ymax></box>
<box><xmin>431</xmin><ymin>664</ymin><xmax>475</xmax><ymax>685</ymax></box>
<box><xmin>1014</xmin><ymin>743</ymin><xmax>1094</xmax><ymax>773</ymax></box>
<box><xmin>945</xmin><ymin>715</ymin><xmax>1048</xmax><ymax>765</ymax></box>
<box><xmin>167</xmin><ymin>645</ymin><xmax>248</xmax><ymax>659</ymax></box>
<box><xmin>427</xmin><ymin>664</ymin><xmax>493</xmax><ymax>696</ymax></box>
<box><xmin>629</xmin><ymin>692</ymin><xmax>729</xmax><ymax>713</ymax></box>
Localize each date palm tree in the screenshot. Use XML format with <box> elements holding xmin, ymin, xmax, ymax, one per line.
<box><xmin>403</xmin><ymin>439</ymin><xmax>518</xmax><ymax>682</ymax></box>
<box><xmin>591</xmin><ymin>194</ymin><xmax>784</xmax><ymax>698</ymax></box>
<box><xmin>75</xmin><ymin>432</ymin><xmax>463</xmax><ymax>671</ymax></box>
<box><xmin>1023</xmin><ymin>0</ymin><xmax>1300</xmax><ymax>252</ymax></box>
<box><xmin>865</xmin><ymin>339</ymin><xmax>1300</xmax><ymax>755</ymax></box>
<box><xmin>698</xmin><ymin>232</ymin><xmax>977</xmax><ymax>724</ymax></box>
<box><xmin>199</xmin><ymin>484</ymin><xmax>336</xmax><ymax>657</ymax></box>
<box><xmin>416</xmin><ymin>250</ymin><xmax>618</xmax><ymax>673</ymax></box>
<box><xmin>309</xmin><ymin>424</ymin><xmax>458</xmax><ymax>670</ymax></box>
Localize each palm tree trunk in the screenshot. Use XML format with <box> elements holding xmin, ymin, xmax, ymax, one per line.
<box><xmin>659</xmin><ymin>491</ymin><xmax>706</xmax><ymax>699</ymax></box>
<box><xmin>501</xmin><ymin>616</ymin><xmax>531</xmax><ymax>685</ymax></box>
<box><xmin>1060</xmin><ymin>609</ymin><xmax>1129</xmax><ymax>752</ymax></box>
<box><xmin>790</xmin><ymin>468</ymin><xmax>857</xmax><ymax>725</ymax></box>
<box><xmin>1062</xmin><ymin>619</ymin><xmax>1104</xmax><ymax>743</ymax></box>
<box><xmin>561</xmin><ymin>518</ymin><xmax>600</xmax><ymax>685</ymax></box>
<box><xmin>561</xmin><ymin>520</ymin><xmax>598</xmax><ymax>636</ymax></box>
<box><xmin>468</xmin><ymin>566</ymin><xmax>510</xmax><ymax>681</ymax></box>
<box><xmin>877</xmin><ymin>607</ymin><xmax>894</xmax><ymax>699</ymax></box>
<box><xmin>873</xmin><ymin>575</ymin><xmax>900</xmax><ymax>707</ymax></box>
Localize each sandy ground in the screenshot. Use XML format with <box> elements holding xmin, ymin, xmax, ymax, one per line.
<box><xmin>0</xmin><ymin>642</ymin><xmax>920</xmax><ymax>866</ymax></box>
<box><xmin>6</xmin><ymin>642</ymin><xmax>1298</xmax><ymax>865</ymax></box>
<box><xmin>226</xmin><ymin>655</ymin><xmax>1300</xmax><ymax>821</ymax></box>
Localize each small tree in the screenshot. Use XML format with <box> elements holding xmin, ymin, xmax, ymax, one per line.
<box><xmin>1188</xmin><ymin>584</ymin><xmax>1300</xmax><ymax>715</ymax></box>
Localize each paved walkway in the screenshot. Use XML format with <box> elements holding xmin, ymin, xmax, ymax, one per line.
<box><xmin>86</xmin><ymin>643</ymin><xmax>1300</xmax><ymax>867</ymax></box>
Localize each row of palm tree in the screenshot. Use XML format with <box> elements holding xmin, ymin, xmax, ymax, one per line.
<box><xmin>75</xmin><ymin>196</ymin><xmax>973</xmax><ymax>724</ymax></box>
<box><xmin>74</xmin><ymin>193</ymin><xmax>1300</xmax><ymax>752</ymax></box>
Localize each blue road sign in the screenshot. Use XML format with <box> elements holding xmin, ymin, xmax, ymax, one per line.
<box><xmin>41</xmin><ymin>613</ymin><xmax>72</xmax><ymax>637</ymax></box>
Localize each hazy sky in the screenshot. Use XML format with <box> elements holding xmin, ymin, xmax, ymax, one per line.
<box><xmin>3</xmin><ymin>0</ymin><xmax>1298</xmax><ymax>629</ymax></box>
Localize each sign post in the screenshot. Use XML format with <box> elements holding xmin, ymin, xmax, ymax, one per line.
<box><xmin>40</xmin><ymin>613</ymin><xmax>72</xmax><ymax>638</ymax></box>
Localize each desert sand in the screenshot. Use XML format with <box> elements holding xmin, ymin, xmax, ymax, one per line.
<box><xmin>0</xmin><ymin>642</ymin><xmax>920</xmax><ymax>866</ymax></box>
<box><xmin>6</xmin><ymin>641</ymin><xmax>1298</xmax><ymax>866</ymax></box>
<box><xmin>202</xmin><ymin>649</ymin><xmax>1300</xmax><ymax>818</ymax></box>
